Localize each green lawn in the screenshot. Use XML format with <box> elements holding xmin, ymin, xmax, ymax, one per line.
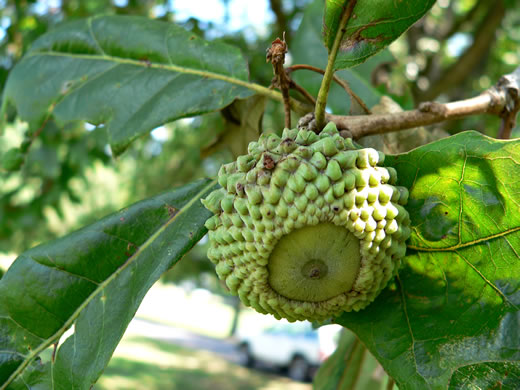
<box><xmin>95</xmin><ymin>336</ymin><xmax>310</xmax><ymax>390</ymax></box>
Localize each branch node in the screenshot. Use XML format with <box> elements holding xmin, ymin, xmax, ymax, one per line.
<box><xmin>494</xmin><ymin>67</ymin><xmax>520</xmax><ymax>139</ymax></box>
<box><xmin>418</xmin><ymin>102</ymin><xmax>448</xmax><ymax>117</ymax></box>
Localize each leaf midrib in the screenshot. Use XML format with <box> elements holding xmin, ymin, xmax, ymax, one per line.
<box><xmin>26</xmin><ymin>51</ymin><xmax>283</xmax><ymax>105</ymax></box>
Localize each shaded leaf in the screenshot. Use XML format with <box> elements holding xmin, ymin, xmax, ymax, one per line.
<box><xmin>449</xmin><ymin>361</ymin><xmax>520</xmax><ymax>389</ymax></box>
<box><xmin>323</xmin><ymin>0</ymin><xmax>436</xmax><ymax>69</ymax></box>
<box><xmin>2</xmin><ymin>15</ymin><xmax>253</xmax><ymax>155</ymax></box>
<box><xmin>291</xmin><ymin>0</ymin><xmax>388</xmax><ymax>114</ymax></box>
<box><xmin>336</xmin><ymin>132</ymin><xmax>520</xmax><ymax>389</ymax></box>
<box><xmin>0</xmin><ymin>178</ymin><xmax>217</xmax><ymax>389</ymax></box>
<box><xmin>203</xmin><ymin>95</ymin><xmax>266</xmax><ymax>159</ymax></box>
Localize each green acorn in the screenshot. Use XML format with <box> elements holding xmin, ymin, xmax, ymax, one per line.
<box><xmin>201</xmin><ymin>123</ymin><xmax>411</xmax><ymax>322</ymax></box>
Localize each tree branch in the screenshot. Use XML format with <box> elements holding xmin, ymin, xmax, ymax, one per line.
<box><xmin>418</xmin><ymin>0</ymin><xmax>505</xmax><ymax>101</ymax></box>
<box><xmin>298</xmin><ymin>66</ymin><xmax>520</xmax><ymax>140</ymax></box>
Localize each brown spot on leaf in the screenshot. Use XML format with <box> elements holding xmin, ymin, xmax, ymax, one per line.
<box><xmin>165</xmin><ymin>204</ymin><xmax>178</xmax><ymax>218</ymax></box>
<box><xmin>340</xmin><ymin>21</ymin><xmax>387</xmax><ymax>52</ymax></box>
<box><xmin>139</xmin><ymin>57</ymin><xmax>152</xmax><ymax>67</ymax></box>
<box><xmin>125</xmin><ymin>242</ymin><xmax>138</xmax><ymax>257</ymax></box>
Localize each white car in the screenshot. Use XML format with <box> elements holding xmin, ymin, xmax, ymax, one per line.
<box><xmin>236</xmin><ymin>321</ymin><xmax>342</xmax><ymax>382</ymax></box>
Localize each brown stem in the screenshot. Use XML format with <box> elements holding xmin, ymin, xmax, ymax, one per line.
<box><xmin>316</xmin><ymin>66</ymin><xmax>520</xmax><ymax>139</ymax></box>
<box><xmin>498</xmin><ymin>110</ymin><xmax>519</xmax><ymax>139</ymax></box>
<box><xmin>386</xmin><ymin>377</ymin><xmax>395</xmax><ymax>390</ymax></box>
<box><xmin>290</xmin><ymin>80</ymin><xmax>316</xmax><ymax>105</ymax></box>
<box><xmin>287</xmin><ymin>64</ymin><xmax>371</xmax><ymax>114</ymax></box>
<box><xmin>267</xmin><ymin>36</ymin><xmax>292</xmax><ymax>128</ymax></box>
<box><xmin>496</xmin><ymin>68</ymin><xmax>520</xmax><ymax>139</ymax></box>
<box><xmin>328</xmin><ymin>94</ymin><xmax>498</xmax><ymax>138</ymax></box>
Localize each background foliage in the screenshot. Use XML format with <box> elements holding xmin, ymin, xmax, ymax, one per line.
<box><xmin>1</xmin><ymin>0</ymin><xmax>519</xmax><ymax>389</ymax></box>
<box><xmin>1</xmin><ymin>0</ymin><xmax>519</xmax><ymax>255</ymax></box>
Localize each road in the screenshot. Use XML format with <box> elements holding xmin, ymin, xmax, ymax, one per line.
<box><xmin>125</xmin><ymin>317</ymin><xmax>240</xmax><ymax>363</ymax></box>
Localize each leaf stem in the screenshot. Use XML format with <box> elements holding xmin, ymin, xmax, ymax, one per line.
<box><xmin>314</xmin><ymin>0</ymin><xmax>358</xmax><ymax>130</ymax></box>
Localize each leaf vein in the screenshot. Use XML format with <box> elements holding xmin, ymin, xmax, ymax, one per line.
<box><xmin>408</xmin><ymin>226</ymin><xmax>520</xmax><ymax>252</ymax></box>
<box><xmin>456</xmin><ymin>250</ymin><xmax>519</xmax><ymax>311</ymax></box>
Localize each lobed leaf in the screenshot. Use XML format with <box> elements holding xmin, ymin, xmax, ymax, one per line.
<box><xmin>323</xmin><ymin>0</ymin><xmax>436</xmax><ymax>69</ymax></box>
<box><xmin>337</xmin><ymin>131</ymin><xmax>520</xmax><ymax>389</ymax></box>
<box><xmin>2</xmin><ymin>15</ymin><xmax>253</xmax><ymax>155</ymax></box>
<box><xmin>0</xmin><ymin>179</ymin><xmax>217</xmax><ymax>389</ymax></box>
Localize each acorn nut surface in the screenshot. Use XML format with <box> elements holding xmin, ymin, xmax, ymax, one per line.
<box><xmin>201</xmin><ymin>122</ymin><xmax>411</xmax><ymax>322</ymax></box>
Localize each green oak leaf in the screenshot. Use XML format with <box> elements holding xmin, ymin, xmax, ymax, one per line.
<box><xmin>336</xmin><ymin>131</ymin><xmax>520</xmax><ymax>389</ymax></box>
<box><xmin>291</xmin><ymin>0</ymin><xmax>388</xmax><ymax>114</ymax></box>
<box><xmin>450</xmin><ymin>361</ymin><xmax>520</xmax><ymax>389</ymax></box>
<box><xmin>2</xmin><ymin>15</ymin><xmax>253</xmax><ymax>156</ymax></box>
<box><xmin>323</xmin><ymin>0</ymin><xmax>436</xmax><ymax>69</ymax></box>
<box><xmin>0</xmin><ymin>179</ymin><xmax>217</xmax><ymax>389</ymax></box>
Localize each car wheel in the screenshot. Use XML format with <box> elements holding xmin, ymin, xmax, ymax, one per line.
<box><xmin>288</xmin><ymin>356</ymin><xmax>310</xmax><ymax>382</ymax></box>
<box><xmin>237</xmin><ymin>343</ymin><xmax>254</xmax><ymax>367</ymax></box>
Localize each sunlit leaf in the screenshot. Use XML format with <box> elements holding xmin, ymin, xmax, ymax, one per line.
<box><xmin>337</xmin><ymin>131</ymin><xmax>520</xmax><ymax>389</ymax></box>
<box><xmin>0</xmin><ymin>179</ymin><xmax>217</xmax><ymax>388</ymax></box>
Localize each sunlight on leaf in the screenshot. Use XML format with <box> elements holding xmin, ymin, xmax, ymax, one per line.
<box><xmin>337</xmin><ymin>132</ymin><xmax>520</xmax><ymax>389</ymax></box>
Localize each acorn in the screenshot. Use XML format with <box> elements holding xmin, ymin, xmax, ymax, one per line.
<box><xmin>201</xmin><ymin>123</ymin><xmax>411</xmax><ymax>322</ymax></box>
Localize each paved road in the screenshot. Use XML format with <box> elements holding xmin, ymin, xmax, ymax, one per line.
<box><xmin>126</xmin><ymin>317</ymin><xmax>240</xmax><ymax>363</ymax></box>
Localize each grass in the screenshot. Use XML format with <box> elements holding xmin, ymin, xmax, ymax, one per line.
<box><xmin>95</xmin><ymin>336</ymin><xmax>310</xmax><ymax>390</ymax></box>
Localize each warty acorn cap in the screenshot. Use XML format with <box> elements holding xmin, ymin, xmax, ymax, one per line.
<box><xmin>201</xmin><ymin>122</ymin><xmax>411</xmax><ymax>322</ymax></box>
